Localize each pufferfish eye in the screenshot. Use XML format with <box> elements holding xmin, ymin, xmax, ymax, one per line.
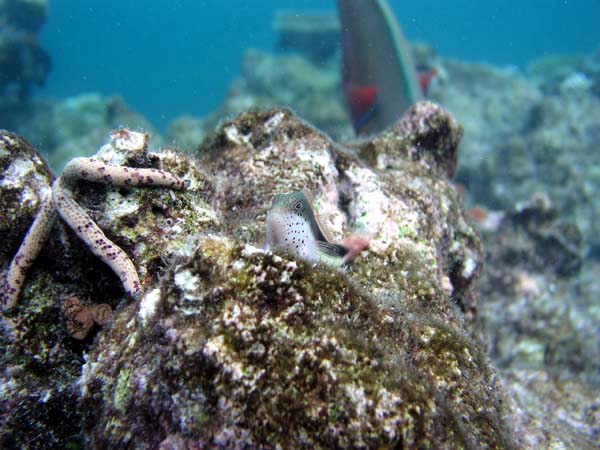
<box><xmin>294</xmin><ymin>201</ymin><xmax>302</xmax><ymax>210</ymax></box>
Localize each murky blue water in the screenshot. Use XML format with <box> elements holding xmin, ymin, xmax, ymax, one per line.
<box><xmin>39</xmin><ymin>0</ymin><xmax>600</xmax><ymax>129</ymax></box>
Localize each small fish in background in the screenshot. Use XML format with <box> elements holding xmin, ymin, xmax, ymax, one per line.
<box><xmin>417</xmin><ymin>65</ymin><xmax>438</xmax><ymax>96</ymax></box>
<box><xmin>266</xmin><ymin>190</ymin><xmax>368</xmax><ymax>267</ymax></box>
<box><xmin>337</xmin><ymin>0</ymin><xmax>426</xmax><ymax>135</ymax></box>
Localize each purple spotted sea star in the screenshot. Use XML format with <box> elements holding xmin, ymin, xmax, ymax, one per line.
<box><xmin>1</xmin><ymin>129</ymin><xmax>185</xmax><ymax>310</ymax></box>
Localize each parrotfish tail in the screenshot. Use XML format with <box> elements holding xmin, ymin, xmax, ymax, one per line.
<box><xmin>354</xmin><ymin>99</ymin><xmax>379</xmax><ymax>135</ymax></box>
<box><xmin>1</xmin><ymin>197</ymin><xmax>56</xmax><ymax>310</ymax></box>
<box><xmin>52</xmin><ymin>177</ymin><xmax>142</xmax><ymax>299</ymax></box>
<box><xmin>345</xmin><ymin>84</ymin><xmax>379</xmax><ymax>134</ymax></box>
<box><xmin>63</xmin><ymin>158</ymin><xmax>185</xmax><ymax>190</ymax></box>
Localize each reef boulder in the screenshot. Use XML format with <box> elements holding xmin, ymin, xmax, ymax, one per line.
<box><xmin>78</xmin><ymin>105</ymin><xmax>512</xmax><ymax>448</ymax></box>
<box><xmin>0</xmin><ymin>131</ymin><xmax>53</xmax><ymax>263</ymax></box>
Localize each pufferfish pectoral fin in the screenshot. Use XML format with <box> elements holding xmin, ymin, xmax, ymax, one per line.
<box><xmin>315</xmin><ymin>240</ymin><xmax>350</xmax><ymax>266</ymax></box>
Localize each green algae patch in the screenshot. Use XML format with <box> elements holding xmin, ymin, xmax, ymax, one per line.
<box><xmin>79</xmin><ymin>236</ymin><xmax>513</xmax><ymax>448</ymax></box>
<box><xmin>0</xmin><ymin>270</ymin><xmax>86</xmax><ymax>449</ymax></box>
<box><xmin>112</xmin><ymin>368</ymin><xmax>133</xmax><ymax>413</ymax></box>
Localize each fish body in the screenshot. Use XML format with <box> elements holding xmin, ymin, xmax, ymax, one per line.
<box><xmin>338</xmin><ymin>0</ymin><xmax>423</xmax><ymax>135</ymax></box>
<box><xmin>266</xmin><ymin>191</ymin><xmax>349</xmax><ymax>266</ymax></box>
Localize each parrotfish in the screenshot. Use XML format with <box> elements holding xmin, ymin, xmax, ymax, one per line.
<box><xmin>266</xmin><ymin>191</ymin><xmax>368</xmax><ymax>266</ymax></box>
<box><xmin>337</xmin><ymin>0</ymin><xmax>423</xmax><ymax>135</ymax></box>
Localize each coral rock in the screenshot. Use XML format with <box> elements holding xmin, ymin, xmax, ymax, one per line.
<box><xmin>78</xmin><ymin>107</ymin><xmax>511</xmax><ymax>448</ymax></box>
<box><xmin>0</xmin><ymin>131</ymin><xmax>54</xmax><ymax>264</ymax></box>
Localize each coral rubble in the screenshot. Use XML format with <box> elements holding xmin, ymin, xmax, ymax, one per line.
<box><xmin>477</xmin><ymin>193</ymin><xmax>598</xmax><ymax>382</ymax></box>
<box><xmin>430</xmin><ymin>54</ymin><xmax>600</xmax><ymax>259</ymax></box>
<box><xmin>469</xmin><ymin>194</ymin><xmax>600</xmax><ymax>447</ymax></box>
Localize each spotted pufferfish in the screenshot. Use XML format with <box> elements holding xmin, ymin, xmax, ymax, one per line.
<box><xmin>266</xmin><ymin>190</ymin><xmax>368</xmax><ymax>266</ymax></box>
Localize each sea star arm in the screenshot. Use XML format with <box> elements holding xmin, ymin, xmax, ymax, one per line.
<box><xmin>63</xmin><ymin>157</ymin><xmax>186</xmax><ymax>189</ymax></box>
<box><xmin>53</xmin><ymin>158</ymin><xmax>186</xmax><ymax>300</ymax></box>
<box><xmin>1</xmin><ymin>154</ymin><xmax>186</xmax><ymax>311</ymax></box>
<box><xmin>52</xmin><ymin>175</ymin><xmax>143</xmax><ymax>299</ymax></box>
<box><xmin>1</xmin><ymin>197</ymin><xmax>56</xmax><ymax>310</ymax></box>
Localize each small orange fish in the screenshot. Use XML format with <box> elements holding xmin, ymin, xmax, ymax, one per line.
<box><xmin>418</xmin><ymin>67</ymin><xmax>437</xmax><ymax>95</ymax></box>
<box><xmin>467</xmin><ymin>206</ymin><xmax>488</xmax><ymax>223</ymax></box>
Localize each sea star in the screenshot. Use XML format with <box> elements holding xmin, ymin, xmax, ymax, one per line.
<box><xmin>1</xmin><ymin>129</ymin><xmax>185</xmax><ymax>310</ymax></box>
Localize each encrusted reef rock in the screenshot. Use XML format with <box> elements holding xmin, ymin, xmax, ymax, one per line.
<box><xmin>82</xmin><ymin>236</ymin><xmax>506</xmax><ymax>449</ymax></box>
<box><xmin>0</xmin><ymin>131</ymin><xmax>53</xmax><ymax>263</ymax></box>
<box><xmin>0</xmin><ymin>129</ymin><xmax>213</xmax><ymax>449</ymax></box>
<box><xmin>0</xmin><ymin>0</ymin><xmax>47</xmax><ymax>32</ymax></box>
<box><xmin>240</xmin><ymin>49</ymin><xmax>347</xmax><ymax>135</ymax></box>
<box><xmin>75</xmin><ymin>105</ymin><xmax>513</xmax><ymax>448</ymax></box>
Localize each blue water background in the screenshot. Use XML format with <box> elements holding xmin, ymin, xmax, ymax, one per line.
<box><xmin>40</xmin><ymin>0</ymin><xmax>600</xmax><ymax>130</ymax></box>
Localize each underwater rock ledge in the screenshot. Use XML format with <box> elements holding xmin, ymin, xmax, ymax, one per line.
<box><xmin>1</xmin><ymin>104</ymin><xmax>513</xmax><ymax>448</ymax></box>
